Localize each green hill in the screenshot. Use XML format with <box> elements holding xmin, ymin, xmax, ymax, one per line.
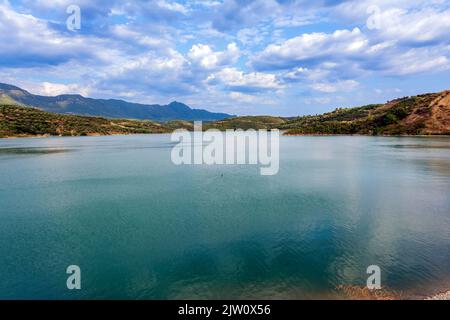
<box><xmin>205</xmin><ymin>116</ymin><xmax>287</xmax><ymax>130</ymax></box>
<box><xmin>0</xmin><ymin>105</ymin><xmax>170</xmax><ymax>138</ymax></box>
<box><xmin>207</xmin><ymin>91</ymin><xmax>450</xmax><ymax>135</ymax></box>
<box><xmin>282</xmin><ymin>91</ymin><xmax>450</xmax><ymax>135</ymax></box>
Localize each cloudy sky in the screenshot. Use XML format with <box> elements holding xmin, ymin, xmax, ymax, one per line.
<box><xmin>1</xmin><ymin>0</ymin><xmax>450</xmax><ymax>116</ymax></box>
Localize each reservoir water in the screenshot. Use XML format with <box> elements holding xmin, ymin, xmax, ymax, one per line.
<box><xmin>0</xmin><ymin>135</ymin><xmax>449</xmax><ymax>299</ymax></box>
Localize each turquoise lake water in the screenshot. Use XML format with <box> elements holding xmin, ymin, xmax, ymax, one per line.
<box><xmin>0</xmin><ymin>135</ymin><xmax>449</xmax><ymax>299</ymax></box>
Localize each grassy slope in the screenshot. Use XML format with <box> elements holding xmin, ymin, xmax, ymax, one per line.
<box><xmin>211</xmin><ymin>91</ymin><xmax>450</xmax><ymax>135</ymax></box>
<box><xmin>205</xmin><ymin>116</ymin><xmax>287</xmax><ymax>130</ymax></box>
<box><xmin>0</xmin><ymin>94</ymin><xmax>21</xmax><ymax>105</ymax></box>
<box><xmin>0</xmin><ymin>104</ymin><xmax>171</xmax><ymax>138</ymax></box>
<box><xmin>283</xmin><ymin>91</ymin><xmax>450</xmax><ymax>135</ymax></box>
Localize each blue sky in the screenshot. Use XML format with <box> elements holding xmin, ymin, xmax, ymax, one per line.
<box><xmin>1</xmin><ymin>0</ymin><xmax>450</xmax><ymax>116</ymax></box>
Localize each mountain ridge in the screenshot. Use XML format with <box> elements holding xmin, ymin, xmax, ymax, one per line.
<box><xmin>0</xmin><ymin>83</ymin><xmax>234</xmax><ymax>122</ymax></box>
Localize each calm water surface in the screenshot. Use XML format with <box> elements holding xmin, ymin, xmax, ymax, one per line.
<box><xmin>0</xmin><ymin>135</ymin><xmax>449</xmax><ymax>299</ymax></box>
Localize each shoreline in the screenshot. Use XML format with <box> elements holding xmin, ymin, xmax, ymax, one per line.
<box><xmin>0</xmin><ymin>132</ymin><xmax>169</xmax><ymax>139</ymax></box>
<box><xmin>2</xmin><ymin>132</ymin><xmax>450</xmax><ymax>140</ymax></box>
<box><xmin>283</xmin><ymin>133</ymin><xmax>450</xmax><ymax>137</ymax></box>
<box><xmin>335</xmin><ymin>284</ymin><xmax>450</xmax><ymax>300</ymax></box>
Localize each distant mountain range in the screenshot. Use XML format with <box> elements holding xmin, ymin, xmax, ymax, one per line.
<box><xmin>0</xmin><ymin>83</ymin><xmax>234</xmax><ymax>121</ymax></box>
